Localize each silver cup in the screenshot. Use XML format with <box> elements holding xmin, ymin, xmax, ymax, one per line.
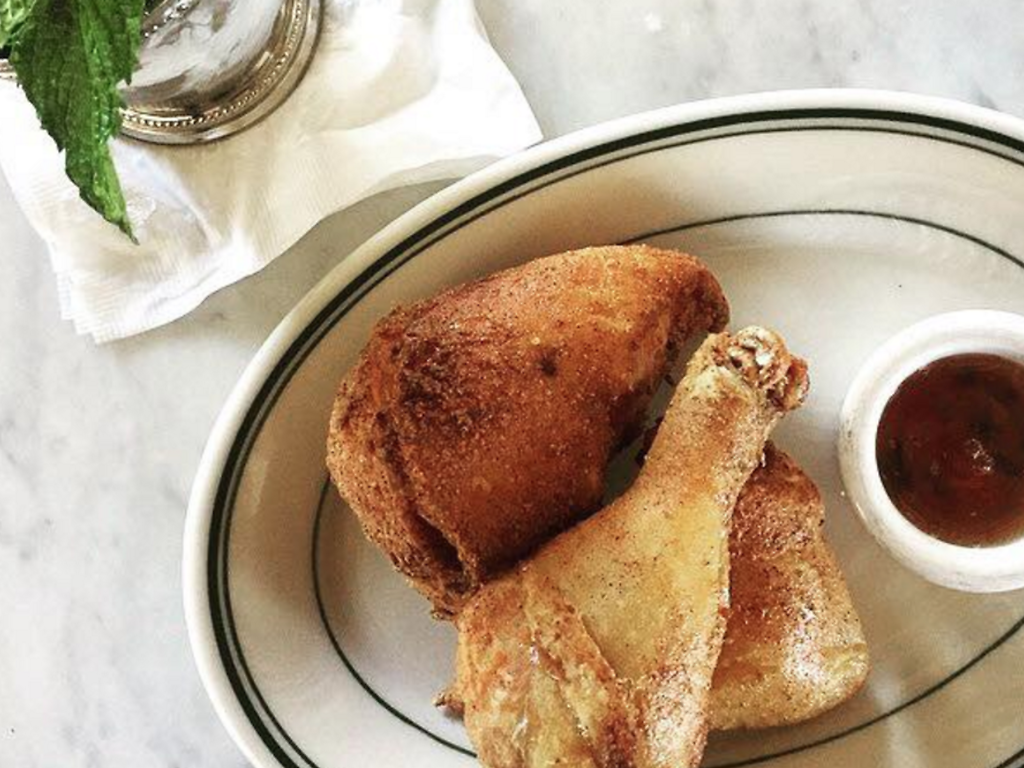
<box><xmin>124</xmin><ymin>0</ymin><xmax>322</xmax><ymax>143</ymax></box>
<box><xmin>1</xmin><ymin>0</ymin><xmax>322</xmax><ymax>144</ymax></box>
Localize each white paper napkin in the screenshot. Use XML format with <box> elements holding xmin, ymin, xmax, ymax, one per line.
<box><xmin>0</xmin><ymin>0</ymin><xmax>542</xmax><ymax>342</ymax></box>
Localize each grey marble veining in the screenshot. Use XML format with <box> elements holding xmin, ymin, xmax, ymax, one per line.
<box><xmin>477</xmin><ymin>0</ymin><xmax>1024</xmax><ymax>136</ymax></box>
<box><xmin>2</xmin><ymin>0</ymin><xmax>1023</xmax><ymax>765</ymax></box>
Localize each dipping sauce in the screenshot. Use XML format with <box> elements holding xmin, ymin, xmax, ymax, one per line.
<box><xmin>876</xmin><ymin>353</ymin><xmax>1024</xmax><ymax>546</ymax></box>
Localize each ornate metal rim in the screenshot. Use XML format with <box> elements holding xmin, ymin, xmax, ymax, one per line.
<box><xmin>0</xmin><ymin>0</ymin><xmax>322</xmax><ymax>145</ymax></box>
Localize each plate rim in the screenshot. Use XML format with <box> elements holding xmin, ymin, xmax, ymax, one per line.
<box><xmin>183</xmin><ymin>88</ymin><xmax>1024</xmax><ymax>768</ymax></box>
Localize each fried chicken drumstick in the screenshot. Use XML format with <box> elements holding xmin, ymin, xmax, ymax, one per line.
<box><xmin>327</xmin><ymin>245</ymin><xmax>728</xmax><ymax>615</ymax></box>
<box><xmin>448</xmin><ymin>328</ymin><xmax>808</xmax><ymax>768</ymax></box>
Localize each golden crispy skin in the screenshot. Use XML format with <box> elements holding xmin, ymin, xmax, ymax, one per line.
<box><xmin>709</xmin><ymin>444</ymin><xmax>870</xmax><ymax>731</ymax></box>
<box><xmin>450</xmin><ymin>328</ymin><xmax>809</xmax><ymax>768</ymax></box>
<box><xmin>326</xmin><ymin>245</ymin><xmax>729</xmax><ymax>615</ymax></box>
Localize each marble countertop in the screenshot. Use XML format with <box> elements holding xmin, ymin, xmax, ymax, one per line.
<box><xmin>4</xmin><ymin>1</ymin><xmax>1024</xmax><ymax>766</ymax></box>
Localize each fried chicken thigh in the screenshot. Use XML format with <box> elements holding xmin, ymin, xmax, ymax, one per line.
<box><xmin>327</xmin><ymin>246</ymin><xmax>728</xmax><ymax>615</ymax></box>
<box><xmin>449</xmin><ymin>328</ymin><xmax>809</xmax><ymax>768</ymax></box>
<box><xmin>710</xmin><ymin>444</ymin><xmax>870</xmax><ymax>730</ymax></box>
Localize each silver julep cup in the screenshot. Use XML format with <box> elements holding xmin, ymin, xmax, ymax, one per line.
<box><xmin>0</xmin><ymin>0</ymin><xmax>322</xmax><ymax>144</ymax></box>
<box><xmin>123</xmin><ymin>0</ymin><xmax>323</xmax><ymax>143</ymax></box>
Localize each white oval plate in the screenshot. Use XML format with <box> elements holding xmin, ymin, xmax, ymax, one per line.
<box><xmin>184</xmin><ymin>90</ymin><xmax>1024</xmax><ymax>768</ymax></box>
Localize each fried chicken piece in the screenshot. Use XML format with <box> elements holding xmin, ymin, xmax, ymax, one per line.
<box><xmin>710</xmin><ymin>444</ymin><xmax>870</xmax><ymax>731</ymax></box>
<box><xmin>326</xmin><ymin>245</ymin><xmax>728</xmax><ymax>616</ymax></box>
<box><xmin>449</xmin><ymin>328</ymin><xmax>809</xmax><ymax>768</ymax></box>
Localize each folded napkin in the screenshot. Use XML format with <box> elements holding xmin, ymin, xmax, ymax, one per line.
<box><xmin>0</xmin><ymin>0</ymin><xmax>541</xmax><ymax>342</ymax></box>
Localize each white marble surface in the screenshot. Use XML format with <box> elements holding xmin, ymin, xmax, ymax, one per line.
<box><xmin>3</xmin><ymin>1</ymin><xmax>1024</xmax><ymax>765</ymax></box>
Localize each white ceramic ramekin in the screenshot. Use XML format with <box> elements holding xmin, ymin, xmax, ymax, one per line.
<box><xmin>839</xmin><ymin>310</ymin><xmax>1024</xmax><ymax>593</ymax></box>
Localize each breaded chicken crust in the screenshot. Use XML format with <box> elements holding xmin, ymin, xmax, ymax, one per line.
<box><xmin>326</xmin><ymin>245</ymin><xmax>729</xmax><ymax>615</ymax></box>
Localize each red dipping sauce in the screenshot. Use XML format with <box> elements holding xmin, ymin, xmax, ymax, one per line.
<box><xmin>876</xmin><ymin>353</ymin><xmax>1024</xmax><ymax>546</ymax></box>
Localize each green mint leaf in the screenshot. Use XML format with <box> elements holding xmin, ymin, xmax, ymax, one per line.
<box><xmin>0</xmin><ymin>0</ymin><xmax>35</xmax><ymax>49</ymax></box>
<box><xmin>10</xmin><ymin>0</ymin><xmax>145</xmax><ymax>240</ymax></box>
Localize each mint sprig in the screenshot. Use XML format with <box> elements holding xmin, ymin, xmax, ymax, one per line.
<box><xmin>4</xmin><ymin>0</ymin><xmax>145</xmax><ymax>240</ymax></box>
<box><xmin>0</xmin><ymin>0</ymin><xmax>34</xmax><ymax>48</ymax></box>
